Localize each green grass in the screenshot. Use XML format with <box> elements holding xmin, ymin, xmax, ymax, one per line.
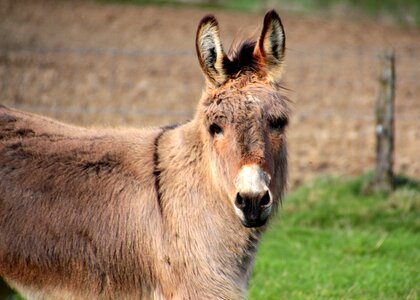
<box><xmin>98</xmin><ymin>0</ymin><xmax>261</xmax><ymax>11</ymax></box>
<box><xmin>249</xmin><ymin>174</ymin><xmax>420</xmax><ymax>299</ymax></box>
<box><xmin>281</xmin><ymin>0</ymin><xmax>420</xmax><ymax>26</ymax></box>
<box><xmin>98</xmin><ymin>0</ymin><xmax>420</xmax><ymax>26</ymax></box>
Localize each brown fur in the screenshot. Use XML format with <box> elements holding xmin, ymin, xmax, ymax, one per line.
<box><xmin>0</xmin><ymin>10</ymin><xmax>289</xmax><ymax>299</ymax></box>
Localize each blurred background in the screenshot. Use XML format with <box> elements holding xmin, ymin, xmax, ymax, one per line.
<box><xmin>0</xmin><ymin>0</ymin><xmax>419</xmax><ymax>299</ymax></box>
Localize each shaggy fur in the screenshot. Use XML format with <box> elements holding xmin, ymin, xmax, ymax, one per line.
<box><xmin>0</xmin><ymin>10</ymin><xmax>289</xmax><ymax>300</ymax></box>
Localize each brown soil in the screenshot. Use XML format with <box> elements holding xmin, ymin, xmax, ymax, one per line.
<box><xmin>1</xmin><ymin>0</ymin><xmax>419</xmax><ymax>187</ymax></box>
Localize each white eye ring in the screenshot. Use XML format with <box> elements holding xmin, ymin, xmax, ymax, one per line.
<box><xmin>209</xmin><ymin>123</ymin><xmax>223</xmax><ymax>137</ymax></box>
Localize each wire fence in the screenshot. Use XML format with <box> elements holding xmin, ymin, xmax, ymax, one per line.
<box><xmin>1</xmin><ymin>45</ymin><xmax>419</xmax><ymax>122</ymax></box>
<box><xmin>1</xmin><ymin>43</ymin><xmax>419</xmax><ymax>181</ymax></box>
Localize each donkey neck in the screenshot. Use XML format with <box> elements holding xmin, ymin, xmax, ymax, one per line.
<box><xmin>152</xmin><ymin>120</ymin><xmax>261</xmax><ymax>296</ymax></box>
<box><xmin>155</xmin><ymin>119</ymin><xmax>238</xmax><ymax>223</ymax></box>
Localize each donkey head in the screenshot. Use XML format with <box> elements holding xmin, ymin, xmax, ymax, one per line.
<box><xmin>196</xmin><ymin>10</ymin><xmax>289</xmax><ymax>228</ymax></box>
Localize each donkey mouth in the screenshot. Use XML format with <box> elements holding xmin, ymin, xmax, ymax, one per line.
<box><xmin>241</xmin><ymin>217</ymin><xmax>268</xmax><ymax>228</ymax></box>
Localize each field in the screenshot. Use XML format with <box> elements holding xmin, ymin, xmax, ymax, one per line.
<box><xmin>0</xmin><ymin>0</ymin><xmax>419</xmax><ymax>187</ymax></box>
<box><xmin>0</xmin><ymin>0</ymin><xmax>419</xmax><ymax>298</ymax></box>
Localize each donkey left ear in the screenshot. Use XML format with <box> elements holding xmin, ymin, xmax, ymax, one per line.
<box><xmin>253</xmin><ymin>10</ymin><xmax>286</xmax><ymax>82</ymax></box>
<box><xmin>196</xmin><ymin>15</ymin><xmax>227</xmax><ymax>87</ymax></box>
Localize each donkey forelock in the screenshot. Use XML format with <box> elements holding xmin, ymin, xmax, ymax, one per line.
<box><xmin>201</xmin><ymin>80</ymin><xmax>289</xmax><ymax>161</ymax></box>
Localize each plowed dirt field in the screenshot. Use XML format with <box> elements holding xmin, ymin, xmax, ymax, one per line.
<box><xmin>1</xmin><ymin>0</ymin><xmax>419</xmax><ymax>187</ymax></box>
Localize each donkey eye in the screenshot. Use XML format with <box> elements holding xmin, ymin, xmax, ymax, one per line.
<box><xmin>209</xmin><ymin>123</ymin><xmax>223</xmax><ymax>137</ymax></box>
<box><xmin>269</xmin><ymin>117</ymin><xmax>288</xmax><ymax>131</ymax></box>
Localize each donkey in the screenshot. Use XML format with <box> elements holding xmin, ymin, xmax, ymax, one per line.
<box><xmin>0</xmin><ymin>10</ymin><xmax>289</xmax><ymax>299</ymax></box>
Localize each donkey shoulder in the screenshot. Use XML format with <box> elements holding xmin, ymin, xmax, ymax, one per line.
<box><xmin>0</xmin><ymin>107</ymin><xmax>160</xmax><ymax>298</ymax></box>
<box><xmin>0</xmin><ymin>107</ymin><xmax>163</xmax><ymax>295</ymax></box>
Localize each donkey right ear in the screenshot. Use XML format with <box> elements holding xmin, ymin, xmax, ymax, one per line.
<box><xmin>253</xmin><ymin>10</ymin><xmax>286</xmax><ymax>82</ymax></box>
<box><xmin>196</xmin><ymin>15</ymin><xmax>227</xmax><ymax>87</ymax></box>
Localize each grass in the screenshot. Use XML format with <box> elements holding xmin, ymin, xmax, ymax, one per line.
<box><xmin>97</xmin><ymin>0</ymin><xmax>420</xmax><ymax>26</ymax></box>
<box><xmin>248</xmin><ymin>173</ymin><xmax>420</xmax><ymax>299</ymax></box>
<box><xmin>98</xmin><ymin>0</ymin><xmax>261</xmax><ymax>11</ymax></box>
<box><xmin>280</xmin><ymin>0</ymin><xmax>419</xmax><ymax>26</ymax></box>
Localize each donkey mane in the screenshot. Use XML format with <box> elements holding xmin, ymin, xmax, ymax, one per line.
<box><xmin>225</xmin><ymin>40</ymin><xmax>259</xmax><ymax>76</ymax></box>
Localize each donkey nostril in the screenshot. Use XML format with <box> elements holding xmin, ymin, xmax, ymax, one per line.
<box><xmin>235</xmin><ymin>193</ymin><xmax>245</xmax><ymax>209</ymax></box>
<box><xmin>260</xmin><ymin>191</ymin><xmax>271</xmax><ymax>207</ymax></box>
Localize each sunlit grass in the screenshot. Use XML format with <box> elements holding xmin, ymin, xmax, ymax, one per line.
<box><xmin>98</xmin><ymin>0</ymin><xmax>420</xmax><ymax>26</ymax></box>
<box><xmin>249</xmin><ymin>174</ymin><xmax>420</xmax><ymax>299</ymax></box>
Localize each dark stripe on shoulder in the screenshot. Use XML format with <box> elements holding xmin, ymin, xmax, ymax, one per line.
<box><xmin>152</xmin><ymin>123</ymin><xmax>183</xmax><ymax>215</ymax></box>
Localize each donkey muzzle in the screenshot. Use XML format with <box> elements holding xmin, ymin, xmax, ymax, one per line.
<box><xmin>235</xmin><ymin>190</ymin><xmax>272</xmax><ymax>227</ymax></box>
<box><xmin>234</xmin><ymin>164</ymin><xmax>272</xmax><ymax>228</ymax></box>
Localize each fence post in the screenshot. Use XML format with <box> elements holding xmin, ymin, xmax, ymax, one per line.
<box><xmin>373</xmin><ymin>50</ymin><xmax>395</xmax><ymax>193</ymax></box>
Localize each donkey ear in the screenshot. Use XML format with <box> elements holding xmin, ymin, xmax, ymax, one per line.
<box><xmin>196</xmin><ymin>15</ymin><xmax>227</xmax><ymax>87</ymax></box>
<box><xmin>254</xmin><ymin>10</ymin><xmax>286</xmax><ymax>82</ymax></box>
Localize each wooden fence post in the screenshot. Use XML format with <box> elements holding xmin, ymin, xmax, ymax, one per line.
<box><xmin>373</xmin><ymin>50</ymin><xmax>395</xmax><ymax>193</ymax></box>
